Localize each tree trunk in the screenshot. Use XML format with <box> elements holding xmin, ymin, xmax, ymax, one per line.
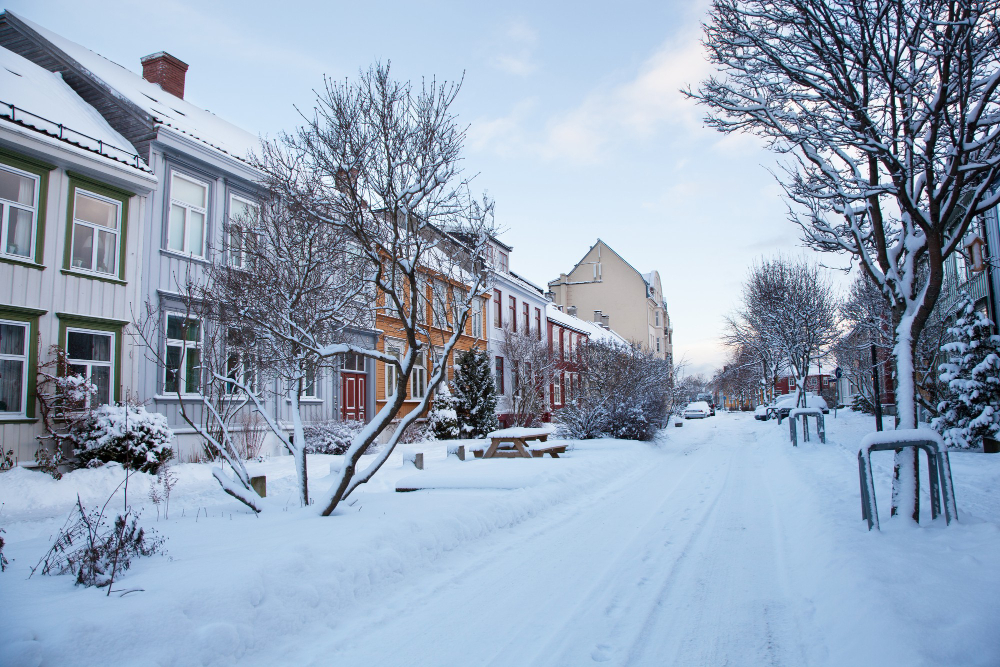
<box><xmin>890</xmin><ymin>318</ymin><xmax>920</xmax><ymax>522</ymax></box>
<box><xmin>289</xmin><ymin>389</ymin><xmax>309</xmax><ymax>508</ymax></box>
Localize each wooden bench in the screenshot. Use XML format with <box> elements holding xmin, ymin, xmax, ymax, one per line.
<box><xmin>530</xmin><ymin>444</ymin><xmax>567</xmax><ymax>458</ymax></box>
<box><xmin>484</xmin><ymin>432</ymin><xmax>548</xmax><ymax>459</ymax></box>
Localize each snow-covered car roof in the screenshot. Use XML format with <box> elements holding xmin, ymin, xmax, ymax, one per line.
<box><xmin>686</xmin><ymin>401</ymin><xmax>710</xmax><ymax>411</ymax></box>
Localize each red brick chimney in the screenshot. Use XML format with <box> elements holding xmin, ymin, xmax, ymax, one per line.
<box><xmin>140</xmin><ymin>52</ymin><xmax>189</xmax><ymax>99</ymax></box>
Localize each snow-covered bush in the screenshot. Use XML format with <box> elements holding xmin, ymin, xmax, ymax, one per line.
<box><xmin>607</xmin><ymin>404</ymin><xmax>656</xmax><ymax>441</ymax></box>
<box><xmin>426</xmin><ymin>384</ymin><xmax>461</xmax><ymax>440</ymax></box>
<box><xmin>933</xmin><ymin>301</ymin><xmax>1000</xmax><ymax>449</ymax></box>
<box><xmin>851</xmin><ymin>392</ymin><xmax>874</xmax><ymax>414</ymax></box>
<box><xmin>452</xmin><ymin>349</ymin><xmax>499</xmax><ymax>437</ymax></box>
<box><xmin>71</xmin><ymin>404</ymin><xmax>174</xmax><ymax>473</ymax></box>
<box><xmin>303</xmin><ymin>420</ymin><xmax>365</xmax><ymax>455</ymax></box>
<box><xmin>555</xmin><ymin>399</ymin><xmax>609</xmax><ymax>440</ymax></box>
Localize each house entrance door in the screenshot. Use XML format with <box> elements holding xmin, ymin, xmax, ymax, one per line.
<box><xmin>342</xmin><ymin>372</ymin><xmax>366</xmax><ymax>421</ymax></box>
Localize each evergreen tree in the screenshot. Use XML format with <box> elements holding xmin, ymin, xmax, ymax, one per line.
<box><xmin>452</xmin><ymin>349</ymin><xmax>499</xmax><ymax>437</ymax></box>
<box><xmin>426</xmin><ymin>383</ymin><xmax>461</xmax><ymax>440</ymax></box>
<box><xmin>933</xmin><ymin>299</ymin><xmax>1000</xmax><ymax>449</ymax></box>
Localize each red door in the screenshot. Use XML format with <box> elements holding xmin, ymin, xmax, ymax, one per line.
<box><xmin>342</xmin><ymin>373</ymin><xmax>366</xmax><ymax>421</ymax></box>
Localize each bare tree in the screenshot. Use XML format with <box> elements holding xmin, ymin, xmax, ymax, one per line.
<box><xmin>260</xmin><ymin>63</ymin><xmax>495</xmax><ymax>516</ymax></box>
<box><xmin>689</xmin><ymin>0</ymin><xmax>1000</xmax><ymax>520</ymax></box>
<box><xmin>498</xmin><ymin>323</ymin><xmax>555</xmax><ymax>427</ymax></box>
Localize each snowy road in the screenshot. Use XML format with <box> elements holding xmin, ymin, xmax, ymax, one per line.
<box><xmin>253</xmin><ymin>414</ymin><xmax>998</xmax><ymax>667</ymax></box>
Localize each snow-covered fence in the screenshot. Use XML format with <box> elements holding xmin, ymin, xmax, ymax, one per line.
<box><xmin>857</xmin><ymin>429</ymin><xmax>957</xmax><ymax>531</ymax></box>
<box><xmin>788</xmin><ymin>408</ymin><xmax>825</xmax><ymax>446</ymax></box>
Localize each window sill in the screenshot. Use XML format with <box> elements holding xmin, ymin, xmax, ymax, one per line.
<box><xmin>160</xmin><ymin>248</ymin><xmax>210</xmax><ymax>265</ymax></box>
<box><xmin>0</xmin><ymin>416</ymin><xmax>37</xmax><ymax>424</ymax></box>
<box><xmin>153</xmin><ymin>394</ymin><xmax>202</xmax><ymax>402</ymax></box>
<box><xmin>286</xmin><ymin>398</ymin><xmax>323</xmax><ymax>404</ymax></box>
<box><xmin>61</xmin><ymin>269</ymin><xmax>126</xmax><ymax>285</ymax></box>
<box><xmin>0</xmin><ymin>256</ymin><xmax>45</xmax><ymax>270</ymax></box>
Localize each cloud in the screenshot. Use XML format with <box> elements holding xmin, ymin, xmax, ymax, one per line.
<box><xmin>489</xmin><ymin>19</ymin><xmax>539</xmax><ymax>76</ymax></box>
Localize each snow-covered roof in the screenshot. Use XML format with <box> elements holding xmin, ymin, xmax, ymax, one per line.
<box><xmin>0</xmin><ymin>46</ymin><xmax>149</xmax><ymax>171</ymax></box>
<box><xmin>545</xmin><ymin>303</ymin><xmax>629</xmax><ymax>346</ymax></box>
<box><xmin>13</xmin><ymin>12</ymin><xmax>260</xmax><ymax>163</ymax></box>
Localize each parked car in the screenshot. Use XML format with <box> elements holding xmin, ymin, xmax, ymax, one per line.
<box><xmin>774</xmin><ymin>393</ymin><xmax>829</xmax><ymax>419</ymax></box>
<box><xmin>696</xmin><ymin>393</ymin><xmax>716</xmax><ymax>416</ymax></box>
<box><xmin>684</xmin><ymin>401</ymin><xmax>711</xmax><ymax>419</ymax></box>
<box><xmin>754</xmin><ymin>404</ymin><xmax>770</xmax><ymax>421</ymax></box>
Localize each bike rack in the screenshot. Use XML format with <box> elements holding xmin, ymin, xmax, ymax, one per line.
<box><xmin>788</xmin><ymin>407</ymin><xmax>825</xmax><ymax>446</ymax></box>
<box><xmin>857</xmin><ymin>433</ymin><xmax>957</xmax><ymax>531</ymax></box>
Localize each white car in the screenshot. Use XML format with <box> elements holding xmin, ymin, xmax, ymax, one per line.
<box><xmin>684</xmin><ymin>401</ymin><xmax>711</xmax><ymax>419</ymax></box>
<box><xmin>774</xmin><ymin>393</ymin><xmax>829</xmax><ymax>419</ymax></box>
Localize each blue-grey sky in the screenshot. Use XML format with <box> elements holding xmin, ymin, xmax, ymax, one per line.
<box><xmin>9</xmin><ymin>0</ymin><xmax>818</xmax><ymax>376</ymax></box>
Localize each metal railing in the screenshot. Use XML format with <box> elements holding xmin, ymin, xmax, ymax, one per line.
<box><xmin>0</xmin><ymin>100</ymin><xmax>149</xmax><ymax>171</ymax></box>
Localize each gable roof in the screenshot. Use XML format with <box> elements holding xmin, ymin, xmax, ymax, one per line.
<box><xmin>0</xmin><ymin>45</ymin><xmax>149</xmax><ymax>171</ymax></box>
<box><xmin>558</xmin><ymin>238</ymin><xmax>650</xmax><ymax>291</ymax></box>
<box><xmin>1</xmin><ymin>12</ymin><xmax>259</xmax><ymax>163</ymax></box>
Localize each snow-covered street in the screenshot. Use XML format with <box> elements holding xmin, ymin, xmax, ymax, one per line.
<box><xmin>2</xmin><ymin>411</ymin><xmax>999</xmax><ymax>666</ymax></box>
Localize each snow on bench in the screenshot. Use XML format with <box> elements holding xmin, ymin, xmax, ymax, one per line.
<box><xmin>485</xmin><ymin>425</ymin><xmax>556</xmax><ymax>439</ymax></box>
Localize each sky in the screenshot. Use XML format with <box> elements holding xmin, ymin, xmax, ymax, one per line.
<box><xmin>8</xmin><ymin>0</ymin><xmax>828</xmax><ymax>377</ymax></box>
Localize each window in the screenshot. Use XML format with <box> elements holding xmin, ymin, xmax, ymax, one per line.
<box><xmin>410</xmin><ymin>350</ymin><xmax>427</xmax><ymax>399</ymax></box>
<box><xmin>561</xmin><ymin>329</ymin><xmax>567</xmax><ymax>361</ymax></box>
<box><xmin>432</xmin><ymin>280</ymin><xmax>449</xmax><ymax>329</ymax></box>
<box><xmin>494</xmin><ymin>289</ymin><xmax>502</xmax><ymax>328</ymax></box>
<box><xmin>657</xmin><ymin>337</ymin><xmax>661</xmax><ymax>353</ymax></box>
<box><xmin>553</xmin><ymin>372</ymin><xmax>562</xmax><ymax>406</ymax></box>
<box><xmin>415</xmin><ymin>276</ymin><xmax>428</xmax><ymax>325</ymax></box>
<box><xmin>303</xmin><ymin>365</ymin><xmax>317</xmax><ymax>398</ymax></box>
<box><xmin>471</xmin><ymin>297</ymin><xmax>483</xmax><ymax>338</ymax></box>
<box><xmin>0</xmin><ymin>165</ymin><xmax>39</xmax><ymax>260</ymax></box>
<box><xmin>522</xmin><ymin>303</ymin><xmax>530</xmax><ymax>335</ymax></box>
<box><xmin>342</xmin><ymin>351</ymin><xmax>365</xmax><ymax>372</ymax></box>
<box><xmin>495</xmin><ymin>356</ymin><xmax>505</xmax><ymax>394</ymax></box>
<box><xmin>67</xmin><ymin>328</ymin><xmax>114</xmax><ymax>407</ymax></box>
<box><xmin>509</xmin><ymin>296</ymin><xmax>517</xmax><ymax>331</ymax></box>
<box><xmin>655</xmin><ymin>311</ymin><xmax>660</xmax><ymax>327</ymax></box>
<box><xmin>0</xmin><ymin>320</ymin><xmax>28</xmax><ymax>415</ymax></box>
<box><xmin>535</xmin><ymin>308</ymin><xmax>542</xmax><ymax>341</ymax></box>
<box><xmin>498</xmin><ymin>250</ymin><xmax>509</xmax><ymax>273</ymax></box>
<box><xmin>164</xmin><ymin>314</ymin><xmax>201</xmax><ymax>394</ymax></box>
<box><xmin>385</xmin><ymin>343</ymin><xmax>402</xmax><ymax>399</ymax></box>
<box><xmin>789</xmin><ymin>376</ymin><xmax>796</xmax><ymax>390</ymax></box>
<box><xmin>168</xmin><ymin>173</ymin><xmax>208</xmax><ymax>257</ymax></box>
<box><xmin>224</xmin><ymin>328</ymin><xmax>256</xmax><ymax>395</ymax></box>
<box><xmin>228</xmin><ymin>194</ymin><xmax>257</xmax><ymax>268</ymax></box>
<box><xmin>70</xmin><ymin>190</ymin><xmax>120</xmax><ymax>275</ymax></box>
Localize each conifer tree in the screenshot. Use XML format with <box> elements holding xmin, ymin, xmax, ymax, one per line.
<box><xmin>452</xmin><ymin>349</ymin><xmax>499</xmax><ymax>437</ymax></box>
<box><xmin>426</xmin><ymin>383</ymin><xmax>460</xmax><ymax>440</ymax></box>
<box><xmin>934</xmin><ymin>299</ymin><xmax>1000</xmax><ymax>449</ymax></box>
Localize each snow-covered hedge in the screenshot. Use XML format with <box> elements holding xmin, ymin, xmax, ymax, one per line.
<box><xmin>71</xmin><ymin>404</ymin><xmax>174</xmax><ymax>473</ymax></box>
<box><xmin>303</xmin><ymin>420</ymin><xmax>366</xmax><ymax>455</ymax></box>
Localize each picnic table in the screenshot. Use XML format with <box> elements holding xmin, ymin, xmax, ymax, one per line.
<box><xmin>476</xmin><ymin>426</ymin><xmax>565</xmax><ymax>459</ymax></box>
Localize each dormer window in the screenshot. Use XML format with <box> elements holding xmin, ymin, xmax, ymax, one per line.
<box><xmin>498</xmin><ymin>249</ymin><xmax>509</xmax><ymax>273</ymax></box>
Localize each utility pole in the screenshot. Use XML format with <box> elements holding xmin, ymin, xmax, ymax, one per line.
<box><xmin>871</xmin><ymin>343</ymin><xmax>883</xmax><ymax>432</ymax></box>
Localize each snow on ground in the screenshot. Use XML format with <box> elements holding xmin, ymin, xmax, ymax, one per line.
<box><xmin>1</xmin><ymin>411</ymin><xmax>998</xmax><ymax>666</ymax></box>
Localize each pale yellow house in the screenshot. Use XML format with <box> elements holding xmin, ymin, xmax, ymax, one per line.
<box><xmin>547</xmin><ymin>239</ymin><xmax>672</xmax><ymax>362</ymax></box>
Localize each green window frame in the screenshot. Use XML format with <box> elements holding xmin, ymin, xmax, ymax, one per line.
<box><xmin>56</xmin><ymin>313</ymin><xmax>126</xmax><ymax>405</ymax></box>
<box><xmin>62</xmin><ymin>172</ymin><xmax>132</xmax><ymax>283</ymax></box>
<box><xmin>0</xmin><ymin>149</ymin><xmax>54</xmax><ymax>268</ymax></box>
<box><xmin>0</xmin><ymin>304</ymin><xmax>45</xmax><ymax>421</ymax></box>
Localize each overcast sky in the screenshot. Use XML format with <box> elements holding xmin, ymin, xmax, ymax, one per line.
<box><xmin>10</xmin><ymin>0</ymin><xmax>832</xmax><ymax>377</ymax></box>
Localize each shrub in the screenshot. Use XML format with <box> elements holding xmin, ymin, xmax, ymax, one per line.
<box><xmin>555</xmin><ymin>399</ymin><xmax>609</xmax><ymax>440</ymax></box>
<box><xmin>303</xmin><ymin>420</ymin><xmax>366</xmax><ymax>455</ymax></box>
<box><xmin>426</xmin><ymin>385</ymin><xmax>461</xmax><ymax>440</ymax></box>
<box><xmin>72</xmin><ymin>404</ymin><xmax>174</xmax><ymax>474</ymax></box>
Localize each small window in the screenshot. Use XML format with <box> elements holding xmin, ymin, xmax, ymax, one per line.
<box><xmin>432</xmin><ymin>280</ymin><xmax>449</xmax><ymax>329</ymax></box>
<box><xmin>522</xmin><ymin>303</ymin><xmax>529</xmax><ymax>335</ymax></box>
<box><xmin>494</xmin><ymin>290</ymin><xmax>502</xmax><ymax>328</ymax></box>
<box><xmin>495</xmin><ymin>356</ymin><xmax>505</xmax><ymax>395</ymax></box>
<box><xmin>471</xmin><ymin>297</ymin><xmax>483</xmax><ymax>338</ymax></box>
<box><xmin>66</xmin><ymin>328</ymin><xmax>114</xmax><ymax>407</ymax></box>
<box><xmin>228</xmin><ymin>194</ymin><xmax>257</xmax><ymax>268</ymax></box>
<box><xmin>164</xmin><ymin>314</ymin><xmax>201</xmax><ymax>394</ymax></box>
<box><xmin>535</xmin><ymin>308</ymin><xmax>542</xmax><ymax>341</ymax></box>
<box><xmin>0</xmin><ymin>165</ymin><xmax>39</xmax><ymax>260</ymax></box>
<box><xmin>657</xmin><ymin>337</ymin><xmax>661</xmax><ymax>353</ymax></box>
<box><xmin>410</xmin><ymin>350</ymin><xmax>427</xmax><ymax>400</ymax></box>
<box><xmin>303</xmin><ymin>365</ymin><xmax>317</xmax><ymax>398</ymax></box>
<box><xmin>168</xmin><ymin>173</ymin><xmax>208</xmax><ymax>257</ymax></box>
<box><xmin>70</xmin><ymin>190</ymin><xmax>121</xmax><ymax>275</ymax></box>
<box><xmin>509</xmin><ymin>296</ymin><xmax>517</xmax><ymax>331</ymax></box>
<box><xmin>553</xmin><ymin>372</ymin><xmax>562</xmax><ymax>406</ymax></box>
<box><xmin>385</xmin><ymin>343</ymin><xmax>401</xmax><ymax>398</ymax></box>
<box><xmin>655</xmin><ymin>311</ymin><xmax>660</xmax><ymax>327</ymax></box>
<box><xmin>342</xmin><ymin>351</ymin><xmax>365</xmax><ymax>372</ymax></box>
<box><xmin>498</xmin><ymin>250</ymin><xmax>509</xmax><ymax>273</ymax></box>
<box><xmin>0</xmin><ymin>320</ymin><xmax>28</xmax><ymax>414</ymax></box>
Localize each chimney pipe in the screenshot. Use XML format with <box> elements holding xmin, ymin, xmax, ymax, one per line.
<box><xmin>594</xmin><ymin>310</ymin><xmax>602</xmax><ymax>322</ymax></box>
<box><xmin>141</xmin><ymin>52</ymin><xmax>189</xmax><ymax>99</ymax></box>
<box><xmin>601</xmin><ymin>315</ymin><xmax>610</xmax><ymax>328</ymax></box>
<box><xmin>567</xmin><ymin>305</ymin><xmax>577</xmax><ymax>317</ymax></box>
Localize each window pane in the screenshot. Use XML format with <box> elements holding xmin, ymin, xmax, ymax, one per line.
<box><xmin>68</xmin><ymin>331</ymin><xmax>111</xmax><ymax>362</ymax></box>
<box><xmin>189</xmin><ymin>210</ymin><xmax>205</xmax><ymax>256</ymax></box>
<box><xmin>172</xmin><ymin>175</ymin><xmax>206</xmax><ymax>208</ymax></box>
<box><xmin>74</xmin><ymin>193</ymin><xmax>117</xmax><ymax>228</ymax></box>
<box><xmin>96</xmin><ymin>229</ymin><xmax>117</xmax><ymax>274</ymax></box>
<box><xmin>185</xmin><ymin>348</ymin><xmax>200</xmax><ymax>393</ymax></box>
<box><xmin>71</xmin><ymin>224</ymin><xmax>94</xmax><ymax>270</ymax></box>
<box><xmin>0</xmin><ymin>358</ymin><xmax>23</xmax><ymax>412</ymax></box>
<box><xmin>165</xmin><ymin>345</ymin><xmax>181</xmax><ymax>393</ymax></box>
<box><xmin>166</xmin><ymin>315</ymin><xmax>185</xmax><ymax>341</ymax></box>
<box><xmin>6</xmin><ymin>207</ymin><xmax>33</xmax><ymax>257</ymax></box>
<box><xmin>0</xmin><ymin>168</ymin><xmax>34</xmax><ymax>206</ymax></box>
<box><xmin>91</xmin><ymin>366</ymin><xmax>111</xmax><ymax>406</ymax></box>
<box><xmin>168</xmin><ymin>204</ymin><xmax>186</xmax><ymax>251</ymax></box>
<box><xmin>0</xmin><ymin>322</ymin><xmax>26</xmax><ymax>355</ymax></box>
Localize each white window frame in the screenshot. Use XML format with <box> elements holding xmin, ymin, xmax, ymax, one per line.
<box><xmin>303</xmin><ymin>365</ymin><xmax>318</xmax><ymax>399</ymax></box>
<box><xmin>0</xmin><ymin>319</ymin><xmax>28</xmax><ymax>416</ymax></box>
<box><xmin>410</xmin><ymin>349</ymin><xmax>427</xmax><ymax>400</ymax></box>
<box><xmin>471</xmin><ymin>296</ymin><xmax>483</xmax><ymax>338</ymax></box>
<box><xmin>227</xmin><ymin>193</ymin><xmax>257</xmax><ymax>268</ymax></box>
<box><xmin>70</xmin><ymin>188</ymin><xmax>121</xmax><ymax>276</ymax></box>
<box><xmin>385</xmin><ymin>341</ymin><xmax>402</xmax><ymax>399</ymax></box>
<box><xmin>0</xmin><ymin>164</ymin><xmax>39</xmax><ymax>261</ymax></box>
<box><xmin>168</xmin><ymin>172</ymin><xmax>209</xmax><ymax>258</ymax></box>
<box><xmin>66</xmin><ymin>327</ymin><xmax>115</xmax><ymax>409</ymax></box>
<box><xmin>553</xmin><ymin>372</ymin><xmax>562</xmax><ymax>406</ymax></box>
<box><xmin>164</xmin><ymin>312</ymin><xmax>202</xmax><ymax>395</ymax></box>
<box><xmin>432</xmin><ymin>280</ymin><xmax>449</xmax><ymax>329</ymax></box>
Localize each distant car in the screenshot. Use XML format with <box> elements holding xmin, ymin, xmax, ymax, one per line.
<box><xmin>774</xmin><ymin>393</ymin><xmax>829</xmax><ymax>419</ymax></box>
<box><xmin>684</xmin><ymin>401</ymin><xmax>711</xmax><ymax>419</ymax></box>
<box><xmin>754</xmin><ymin>404</ymin><xmax>770</xmax><ymax>421</ymax></box>
<box><xmin>696</xmin><ymin>393</ymin><xmax>717</xmax><ymax>416</ymax></box>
